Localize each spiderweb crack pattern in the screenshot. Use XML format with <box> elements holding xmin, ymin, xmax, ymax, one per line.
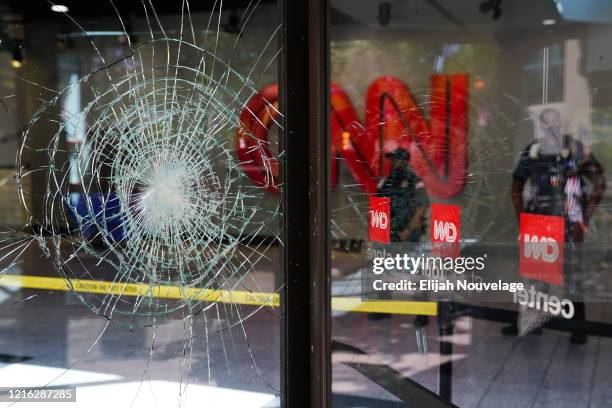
<box><xmin>0</xmin><ymin>0</ymin><xmax>284</xmax><ymax>402</ymax></box>
<box><xmin>14</xmin><ymin>1</ymin><xmax>283</xmax><ymax>314</ymax></box>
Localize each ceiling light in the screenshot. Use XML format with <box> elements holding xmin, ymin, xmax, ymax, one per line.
<box><xmin>543</xmin><ymin>19</ymin><xmax>556</xmax><ymax>25</ymax></box>
<box><xmin>50</xmin><ymin>4</ymin><xmax>69</xmax><ymax>13</ymax></box>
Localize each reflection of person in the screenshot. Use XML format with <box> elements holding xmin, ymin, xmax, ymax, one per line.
<box><xmin>369</xmin><ymin>147</ymin><xmax>430</xmax><ymax>323</ymax></box>
<box><xmin>504</xmin><ymin>108</ymin><xmax>606</xmax><ymax>344</ymax></box>
<box><xmin>376</xmin><ymin>148</ymin><xmax>429</xmax><ymax>243</ymax></box>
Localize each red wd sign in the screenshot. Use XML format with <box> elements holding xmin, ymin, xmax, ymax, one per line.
<box><xmin>519</xmin><ymin>213</ymin><xmax>564</xmax><ymax>285</ymax></box>
<box><xmin>369</xmin><ymin>196</ymin><xmax>390</xmax><ymax>243</ymax></box>
<box><xmin>431</xmin><ymin>203</ymin><xmax>460</xmax><ymax>257</ymax></box>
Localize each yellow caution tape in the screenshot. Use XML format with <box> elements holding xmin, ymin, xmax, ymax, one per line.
<box><xmin>332</xmin><ymin>297</ymin><xmax>437</xmax><ymax>315</ymax></box>
<box><xmin>0</xmin><ymin>274</ymin><xmax>437</xmax><ymax>316</ymax></box>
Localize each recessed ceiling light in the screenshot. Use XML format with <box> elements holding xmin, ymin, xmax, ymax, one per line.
<box><xmin>50</xmin><ymin>4</ymin><xmax>69</xmax><ymax>13</ymax></box>
<box><xmin>542</xmin><ymin>19</ymin><xmax>556</xmax><ymax>26</ymax></box>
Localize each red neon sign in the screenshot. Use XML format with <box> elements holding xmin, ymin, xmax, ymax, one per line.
<box><xmin>236</xmin><ymin>74</ymin><xmax>469</xmax><ymax>198</ymax></box>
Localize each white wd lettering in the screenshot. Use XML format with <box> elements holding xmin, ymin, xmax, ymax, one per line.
<box><xmin>523</xmin><ymin>234</ymin><xmax>559</xmax><ymax>262</ymax></box>
<box><xmin>370</xmin><ymin>211</ymin><xmax>388</xmax><ymax>229</ymax></box>
<box><xmin>433</xmin><ymin>221</ymin><xmax>457</xmax><ymax>242</ymax></box>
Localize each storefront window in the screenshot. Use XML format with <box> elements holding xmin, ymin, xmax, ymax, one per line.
<box><xmin>330</xmin><ymin>1</ymin><xmax>612</xmax><ymax>406</ymax></box>
<box><xmin>5</xmin><ymin>1</ymin><xmax>612</xmax><ymax>407</ymax></box>
<box><xmin>0</xmin><ymin>1</ymin><xmax>283</xmax><ymax>406</ymax></box>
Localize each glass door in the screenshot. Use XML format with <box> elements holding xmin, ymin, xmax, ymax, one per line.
<box><xmin>0</xmin><ymin>1</ymin><xmax>286</xmax><ymax>407</ymax></box>
<box><xmin>329</xmin><ymin>1</ymin><xmax>612</xmax><ymax>407</ymax></box>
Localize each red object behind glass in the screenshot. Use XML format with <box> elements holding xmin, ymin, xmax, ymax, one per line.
<box><xmin>369</xmin><ymin>196</ymin><xmax>390</xmax><ymax>244</ymax></box>
<box><xmin>237</xmin><ymin>74</ymin><xmax>469</xmax><ymax>199</ymax></box>
<box><xmin>519</xmin><ymin>213</ymin><xmax>565</xmax><ymax>285</ymax></box>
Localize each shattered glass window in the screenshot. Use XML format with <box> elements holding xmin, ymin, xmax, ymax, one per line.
<box><xmin>0</xmin><ymin>1</ymin><xmax>283</xmax><ymax>406</ymax></box>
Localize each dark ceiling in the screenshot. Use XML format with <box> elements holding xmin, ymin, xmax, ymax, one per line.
<box><xmin>0</xmin><ymin>0</ymin><xmax>273</xmax><ymax>21</ymax></box>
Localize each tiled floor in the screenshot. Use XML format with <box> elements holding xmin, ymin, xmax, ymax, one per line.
<box><xmin>332</xmin><ymin>302</ymin><xmax>612</xmax><ymax>408</ymax></box>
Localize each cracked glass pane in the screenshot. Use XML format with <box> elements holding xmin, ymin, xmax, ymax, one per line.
<box><xmin>0</xmin><ymin>1</ymin><xmax>283</xmax><ymax>407</ymax></box>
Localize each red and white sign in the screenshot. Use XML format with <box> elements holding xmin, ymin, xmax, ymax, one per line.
<box><xmin>431</xmin><ymin>203</ymin><xmax>460</xmax><ymax>257</ymax></box>
<box><xmin>369</xmin><ymin>196</ymin><xmax>390</xmax><ymax>243</ymax></box>
<box><xmin>519</xmin><ymin>213</ymin><xmax>564</xmax><ymax>285</ymax></box>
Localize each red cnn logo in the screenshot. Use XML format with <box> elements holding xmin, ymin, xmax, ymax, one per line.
<box><xmin>431</xmin><ymin>203</ymin><xmax>460</xmax><ymax>257</ymax></box>
<box><xmin>519</xmin><ymin>213</ymin><xmax>564</xmax><ymax>285</ymax></box>
<box><xmin>369</xmin><ymin>197</ymin><xmax>390</xmax><ymax>244</ymax></box>
<box><xmin>237</xmin><ymin>75</ymin><xmax>468</xmax><ymax>198</ymax></box>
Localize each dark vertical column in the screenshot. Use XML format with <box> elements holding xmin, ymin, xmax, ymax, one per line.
<box><xmin>280</xmin><ymin>0</ymin><xmax>331</xmax><ymax>406</ymax></box>
<box><xmin>438</xmin><ymin>301</ymin><xmax>454</xmax><ymax>402</ymax></box>
<box><xmin>18</xmin><ymin>22</ymin><xmax>61</xmax><ymax>228</ymax></box>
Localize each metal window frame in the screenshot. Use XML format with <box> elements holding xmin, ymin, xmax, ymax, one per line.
<box><xmin>280</xmin><ymin>0</ymin><xmax>331</xmax><ymax>406</ymax></box>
